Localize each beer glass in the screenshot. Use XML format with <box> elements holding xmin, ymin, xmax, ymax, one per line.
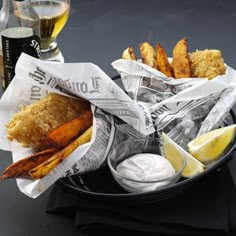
<box><xmin>16</xmin><ymin>0</ymin><xmax>70</xmax><ymax>62</ymax></box>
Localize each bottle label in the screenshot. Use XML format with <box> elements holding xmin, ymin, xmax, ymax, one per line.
<box><xmin>2</xmin><ymin>31</ymin><xmax>40</xmax><ymax>88</ymax></box>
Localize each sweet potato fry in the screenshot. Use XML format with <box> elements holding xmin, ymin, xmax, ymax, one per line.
<box><xmin>139</xmin><ymin>42</ymin><xmax>157</xmax><ymax>69</ymax></box>
<box><xmin>0</xmin><ymin>148</ymin><xmax>57</xmax><ymax>181</ymax></box>
<box><xmin>122</xmin><ymin>47</ymin><xmax>137</xmax><ymax>60</ymax></box>
<box><xmin>29</xmin><ymin>126</ymin><xmax>93</xmax><ymax>179</ymax></box>
<box><xmin>156</xmin><ymin>42</ymin><xmax>173</xmax><ymax>77</ymax></box>
<box><xmin>172</xmin><ymin>37</ymin><xmax>191</xmax><ymax>78</ymax></box>
<box><xmin>43</xmin><ymin>109</ymin><xmax>93</xmax><ymax>149</ymax></box>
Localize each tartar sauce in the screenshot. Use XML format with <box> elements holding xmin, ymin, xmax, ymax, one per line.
<box><xmin>116</xmin><ymin>153</ymin><xmax>175</xmax><ymax>192</ymax></box>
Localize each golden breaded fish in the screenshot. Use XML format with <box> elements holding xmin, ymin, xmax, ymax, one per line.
<box><xmin>6</xmin><ymin>93</ymin><xmax>90</xmax><ymax>150</ymax></box>
<box><xmin>189</xmin><ymin>49</ymin><xmax>226</xmax><ymax>80</ymax></box>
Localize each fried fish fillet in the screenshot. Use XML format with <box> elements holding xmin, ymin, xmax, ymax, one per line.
<box><xmin>189</xmin><ymin>49</ymin><xmax>226</xmax><ymax>80</ymax></box>
<box><xmin>122</xmin><ymin>46</ymin><xmax>137</xmax><ymax>60</ymax></box>
<box><xmin>6</xmin><ymin>93</ymin><xmax>90</xmax><ymax>150</ymax></box>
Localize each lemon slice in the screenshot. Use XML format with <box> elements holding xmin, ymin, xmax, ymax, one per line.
<box><xmin>188</xmin><ymin>124</ymin><xmax>236</xmax><ymax>163</ymax></box>
<box><xmin>161</xmin><ymin>132</ymin><xmax>205</xmax><ymax>178</ymax></box>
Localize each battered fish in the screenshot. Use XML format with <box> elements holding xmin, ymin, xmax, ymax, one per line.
<box><xmin>6</xmin><ymin>93</ymin><xmax>90</xmax><ymax>150</ymax></box>
<box><xmin>189</xmin><ymin>49</ymin><xmax>226</xmax><ymax>80</ymax></box>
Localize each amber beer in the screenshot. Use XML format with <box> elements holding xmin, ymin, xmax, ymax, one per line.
<box><xmin>15</xmin><ymin>0</ymin><xmax>70</xmax><ymax>50</ymax></box>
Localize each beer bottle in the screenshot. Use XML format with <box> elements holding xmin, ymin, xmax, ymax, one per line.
<box><xmin>0</xmin><ymin>0</ymin><xmax>41</xmax><ymax>91</ymax></box>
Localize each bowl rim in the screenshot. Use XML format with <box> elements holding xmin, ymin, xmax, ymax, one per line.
<box><xmin>60</xmin><ymin>136</ymin><xmax>236</xmax><ymax>201</ymax></box>
<box><xmin>59</xmin><ymin>76</ymin><xmax>236</xmax><ymax>201</ymax></box>
<box><xmin>107</xmin><ymin>137</ymin><xmax>187</xmax><ymax>184</ymax></box>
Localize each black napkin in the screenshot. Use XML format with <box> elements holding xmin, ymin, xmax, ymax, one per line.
<box><xmin>47</xmin><ymin>166</ymin><xmax>236</xmax><ymax>236</ymax></box>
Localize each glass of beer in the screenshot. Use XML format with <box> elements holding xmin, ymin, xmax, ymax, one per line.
<box><xmin>16</xmin><ymin>0</ymin><xmax>70</xmax><ymax>62</ymax></box>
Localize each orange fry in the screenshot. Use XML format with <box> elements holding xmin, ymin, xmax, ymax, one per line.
<box><xmin>139</xmin><ymin>42</ymin><xmax>157</xmax><ymax>69</ymax></box>
<box><xmin>122</xmin><ymin>46</ymin><xmax>137</xmax><ymax>60</ymax></box>
<box><xmin>30</xmin><ymin>126</ymin><xmax>93</xmax><ymax>179</ymax></box>
<box><xmin>0</xmin><ymin>148</ymin><xmax>57</xmax><ymax>181</ymax></box>
<box><xmin>43</xmin><ymin>109</ymin><xmax>93</xmax><ymax>149</ymax></box>
<box><xmin>172</xmin><ymin>37</ymin><xmax>191</xmax><ymax>78</ymax></box>
<box><xmin>156</xmin><ymin>42</ymin><xmax>173</xmax><ymax>77</ymax></box>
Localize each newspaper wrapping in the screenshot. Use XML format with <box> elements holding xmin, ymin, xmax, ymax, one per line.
<box><xmin>112</xmin><ymin>59</ymin><xmax>236</xmax><ymax>149</ymax></box>
<box><xmin>0</xmin><ymin>55</ymin><xmax>236</xmax><ymax>197</ymax></box>
<box><xmin>0</xmin><ymin>54</ymin><xmax>149</xmax><ymax>198</ymax></box>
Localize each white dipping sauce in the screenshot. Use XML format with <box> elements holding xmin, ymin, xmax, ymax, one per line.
<box><xmin>116</xmin><ymin>153</ymin><xmax>175</xmax><ymax>192</ymax></box>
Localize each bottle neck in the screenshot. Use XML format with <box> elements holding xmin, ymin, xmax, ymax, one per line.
<box><xmin>2</xmin><ymin>0</ymin><xmax>11</xmax><ymax>9</ymax></box>
<box><xmin>3</xmin><ymin>0</ymin><xmax>31</xmax><ymax>10</ymax></box>
<box><xmin>2</xmin><ymin>0</ymin><xmax>9</xmax><ymax>8</ymax></box>
<box><xmin>1</xmin><ymin>0</ymin><xmax>15</xmax><ymax>15</ymax></box>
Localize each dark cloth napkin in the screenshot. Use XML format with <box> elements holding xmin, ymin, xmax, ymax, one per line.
<box><xmin>46</xmin><ymin>166</ymin><xmax>236</xmax><ymax>236</ymax></box>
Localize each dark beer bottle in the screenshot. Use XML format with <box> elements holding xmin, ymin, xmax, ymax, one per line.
<box><xmin>0</xmin><ymin>0</ymin><xmax>41</xmax><ymax>91</ymax></box>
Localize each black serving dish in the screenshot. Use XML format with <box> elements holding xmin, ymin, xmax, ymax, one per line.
<box><xmin>60</xmin><ymin>76</ymin><xmax>236</xmax><ymax>205</ymax></box>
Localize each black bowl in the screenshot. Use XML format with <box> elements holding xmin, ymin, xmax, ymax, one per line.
<box><xmin>59</xmin><ymin>76</ymin><xmax>236</xmax><ymax>205</ymax></box>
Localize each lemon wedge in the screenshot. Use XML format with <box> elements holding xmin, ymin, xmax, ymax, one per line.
<box><xmin>161</xmin><ymin>132</ymin><xmax>205</xmax><ymax>178</ymax></box>
<box><xmin>188</xmin><ymin>124</ymin><xmax>236</xmax><ymax>163</ymax></box>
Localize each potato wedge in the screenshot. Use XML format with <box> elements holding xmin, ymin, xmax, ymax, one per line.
<box><xmin>139</xmin><ymin>42</ymin><xmax>157</xmax><ymax>68</ymax></box>
<box><xmin>0</xmin><ymin>148</ymin><xmax>57</xmax><ymax>180</ymax></box>
<box><xmin>29</xmin><ymin>126</ymin><xmax>93</xmax><ymax>179</ymax></box>
<box><xmin>122</xmin><ymin>46</ymin><xmax>137</xmax><ymax>60</ymax></box>
<box><xmin>43</xmin><ymin>109</ymin><xmax>93</xmax><ymax>149</ymax></box>
<box><xmin>172</xmin><ymin>37</ymin><xmax>191</xmax><ymax>78</ymax></box>
<box><xmin>156</xmin><ymin>42</ymin><xmax>173</xmax><ymax>77</ymax></box>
